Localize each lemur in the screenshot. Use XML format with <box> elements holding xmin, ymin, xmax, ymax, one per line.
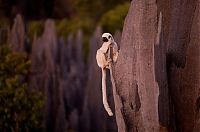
<box><xmin>96</xmin><ymin>33</ymin><xmax>119</xmax><ymax>116</ymax></box>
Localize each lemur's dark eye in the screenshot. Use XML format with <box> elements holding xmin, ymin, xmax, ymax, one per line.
<box><xmin>108</xmin><ymin>36</ymin><xmax>111</xmax><ymax>39</ymax></box>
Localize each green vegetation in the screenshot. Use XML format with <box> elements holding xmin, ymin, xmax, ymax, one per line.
<box><xmin>73</xmin><ymin>0</ymin><xmax>127</xmax><ymax>20</ymax></box>
<box><xmin>64</xmin><ymin>0</ymin><xmax>130</xmax><ymax>35</ymax></box>
<box><xmin>100</xmin><ymin>2</ymin><xmax>130</xmax><ymax>33</ymax></box>
<box><xmin>0</xmin><ymin>44</ymin><xmax>44</xmax><ymax>131</ymax></box>
<box><xmin>56</xmin><ymin>17</ymin><xmax>94</xmax><ymax>38</ymax></box>
<box><xmin>26</xmin><ymin>1</ymin><xmax>130</xmax><ymax>41</ymax></box>
<box><xmin>27</xmin><ymin>21</ymin><xmax>44</xmax><ymax>42</ymax></box>
<box><xmin>0</xmin><ymin>18</ymin><xmax>10</xmax><ymax>44</ymax></box>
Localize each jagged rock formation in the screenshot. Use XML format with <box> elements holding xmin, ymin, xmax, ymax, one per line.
<box><xmin>9</xmin><ymin>14</ymin><xmax>25</xmax><ymax>52</ymax></box>
<box><xmin>113</xmin><ymin>0</ymin><xmax>200</xmax><ymax>132</ymax></box>
<box><xmin>29</xmin><ymin>19</ymin><xmax>87</xmax><ymax>131</ymax></box>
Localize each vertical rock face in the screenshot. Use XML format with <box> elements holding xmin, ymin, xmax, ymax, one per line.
<box><xmin>113</xmin><ymin>30</ymin><xmax>122</xmax><ymax>48</ymax></box>
<box><xmin>9</xmin><ymin>14</ymin><xmax>25</xmax><ymax>52</ymax></box>
<box><xmin>114</xmin><ymin>0</ymin><xmax>200</xmax><ymax>132</ymax></box>
<box><xmin>81</xmin><ymin>27</ymin><xmax>103</xmax><ymax>132</ymax></box>
<box><xmin>114</xmin><ymin>0</ymin><xmax>159</xmax><ymax>131</ymax></box>
<box><xmin>167</xmin><ymin>0</ymin><xmax>200</xmax><ymax>131</ymax></box>
<box><xmin>30</xmin><ymin>20</ymin><xmax>60</xmax><ymax>132</ymax></box>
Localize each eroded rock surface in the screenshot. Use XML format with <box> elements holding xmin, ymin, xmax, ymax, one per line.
<box><xmin>114</xmin><ymin>0</ymin><xmax>200</xmax><ymax>132</ymax></box>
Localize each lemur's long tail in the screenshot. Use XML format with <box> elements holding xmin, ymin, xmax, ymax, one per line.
<box><xmin>101</xmin><ymin>68</ymin><xmax>113</xmax><ymax>116</ymax></box>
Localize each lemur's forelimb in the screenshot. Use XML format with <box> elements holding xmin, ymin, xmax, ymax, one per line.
<box><xmin>96</xmin><ymin>33</ymin><xmax>119</xmax><ymax>116</ymax></box>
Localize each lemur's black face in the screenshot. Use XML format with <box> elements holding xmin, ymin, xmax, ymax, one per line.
<box><xmin>102</xmin><ymin>35</ymin><xmax>111</xmax><ymax>42</ymax></box>
<box><xmin>103</xmin><ymin>37</ymin><xmax>108</xmax><ymax>42</ymax></box>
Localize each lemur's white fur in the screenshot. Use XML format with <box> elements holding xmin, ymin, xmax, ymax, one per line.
<box><xmin>96</xmin><ymin>33</ymin><xmax>119</xmax><ymax>116</ymax></box>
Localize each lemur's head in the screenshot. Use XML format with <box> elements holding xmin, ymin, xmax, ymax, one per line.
<box><xmin>102</xmin><ymin>33</ymin><xmax>114</xmax><ymax>43</ymax></box>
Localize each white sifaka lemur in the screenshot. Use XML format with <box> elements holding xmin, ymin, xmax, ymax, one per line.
<box><xmin>96</xmin><ymin>33</ymin><xmax>119</xmax><ymax>116</ymax></box>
